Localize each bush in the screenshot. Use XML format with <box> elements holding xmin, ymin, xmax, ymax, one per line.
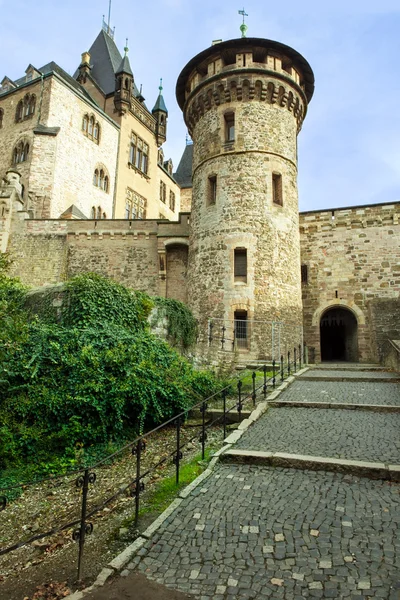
<box><xmin>0</xmin><ymin>274</ymin><xmax>222</xmax><ymax>478</ymax></box>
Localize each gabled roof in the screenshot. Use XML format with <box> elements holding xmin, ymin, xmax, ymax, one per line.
<box><xmin>60</xmin><ymin>205</ymin><xmax>88</xmax><ymax>219</ymax></box>
<box><xmin>173</xmin><ymin>143</ymin><xmax>193</xmax><ymax>188</ymax></box>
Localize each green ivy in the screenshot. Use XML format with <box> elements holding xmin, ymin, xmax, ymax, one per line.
<box><xmin>0</xmin><ymin>273</ymin><xmax>221</xmax><ymax>480</ymax></box>
<box><xmin>153</xmin><ymin>296</ymin><xmax>198</xmax><ymax>348</ymax></box>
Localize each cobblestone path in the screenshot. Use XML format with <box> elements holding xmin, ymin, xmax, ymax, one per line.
<box><xmin>304</xmin><ymin>369</ymin><xmax>399</xmax><ymax>381</ymax></box>
<box><xmin>116</xmin><ymin>367</ymin><xmax>400</xmax><ymax>599</ymax></box>
<box><xmin>234</xmin><ymin>408</ymin><xmax>400</xmax><ymax>463</ymax></box>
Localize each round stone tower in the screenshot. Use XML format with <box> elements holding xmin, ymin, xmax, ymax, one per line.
<box><xmin>176</xmin><ymin>37</ymin><xmax>314</xmax><ymax>358</ymax></box>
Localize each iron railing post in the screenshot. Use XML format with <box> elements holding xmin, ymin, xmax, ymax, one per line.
<box><xmin>252</xmin><ymin>371</ymin><xmax>256</xmax><ymax>407</ymax></box>
<box><xmin>74</xmin><ymin>469</ymin><xmax>95</xmax><ymax>581</ymax></box>
<box><xmin>263</xmin><ymin>365</ymin><xmax>267</xmax><ymax>399</ymax></box>
<box><xmin>272</xmin><ymin>360</ymin><xmax>276</xmax><ymax>388</ymax></box>
<box><xmin>174</xmin><ymin>418</ymin><xmax>182</xmax><ymax>485</ymax></box>
<box><xmin>294</xmin><ymin>347</ymin><xmax>297</xmax><ymax>373</ymax></box>
<box><xmin>133</xmin><ymin>439</ymin><xmax>144</xmax><ymax>526</ymax></box>
<box><xmin>288</xmin><ymin>351</ymin><xmax>291</xmax><ymax>376</ymax></box>
<box><xmin>237</xmin><ymin>380</ymin><xmax>243</xmax><ymax>421</ymax></box>
<box><xmin>222</xmin><ymin>389</ymin><xmax>227</xmax><ymax>440</ymax></box>
<box><xmin>200</xmin><ymin>400</ymin><xmax>208</xmax><ymax>460</ymax></box>
<box><xmin>299</xmin><ymin>343</ymin><xmax>302</xmax><ymax>370</ymax></box>
<box><xmin>221</xmin><ymin>325</ymin><xmax>226</xmax><ymax>351</ymax></box>
<box><xmin>280</xmin><ymin>355</ymin><xmax>284</xmax><ymax>382</ymax></box>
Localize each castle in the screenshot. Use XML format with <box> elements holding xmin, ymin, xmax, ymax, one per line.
<box><xmin>1</xmin><ymin>27</ymin><xmax>399</xmax><ymax>365</ymax></box>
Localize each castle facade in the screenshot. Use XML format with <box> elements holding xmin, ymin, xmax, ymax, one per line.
<box><xmin>1</xmin><ymin>32</ymin><xmax>399</xmax><ymax>365</ymax></box>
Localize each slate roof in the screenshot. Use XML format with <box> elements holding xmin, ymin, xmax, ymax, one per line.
<box><xmin>152</xmin><ymin>92</ymin><xmax>168</xmax><ymax>114</ymax></box>
<box><xmin>173</xmin><ymin>143</ymin><xmax>193</xmax><ymax>188</ymax></box>
<box><xmin>60</xmin><ymin>205</ymin><xmax>88</xmax><ymax>219</ymax></box>
<box><xmin>116</xmin><ymin>54</ymin><xmax>133</xmax><ymax>77</ymax></box>
<box><xmin>0</xmin><ymin>61</ymin><xmax>98</xmax><ymax>105</ymax></box>
<box><xmin>82</xmin><ymin>29</ymin><xmax>123</xmax><ymax>95</ymax></box>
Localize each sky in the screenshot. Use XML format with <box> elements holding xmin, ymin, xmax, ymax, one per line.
<box><xmin>2</xmin><ymin>0</ymin><xmax>400</xmax><ymax>211</ymax></box>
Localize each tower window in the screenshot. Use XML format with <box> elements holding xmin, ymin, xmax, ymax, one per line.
<box><xmin>234</xmin><ymin>248</ymin><xmax>247</xmax><ymax>283</ymax></box>
<box><xmin>224</xmin><ymin>112</ymin><xmax>235</xmax><ymax>142</ymax></box>
<box><xmin>272</xmin><ymin>173</ymin><xmax>283</xmax><ymax>206</ymax></box>
<box><xmin>234</xmin><ymin>310</ymin><xmax>248</xmax><ymax>349</ymax></box>
<box><xmin>207</xmin><ymin>175</ymin><xmax>217</xmax><ymax>206</ymax></box>
<box><xmin>301</xmin><ymin>264</ymin><xmax>308</xmax><ymax>284</ymax></box>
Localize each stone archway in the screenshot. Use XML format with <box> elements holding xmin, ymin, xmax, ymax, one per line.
<box><xmin>320</xmin><ymin>307</ymin><xmax>358</xmax><ymax>362</ymax></box>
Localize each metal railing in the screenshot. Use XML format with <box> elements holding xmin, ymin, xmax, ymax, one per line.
<box><xmin>208</xmin><ymin>318</ymin><xmax>303</xmax><ymax>359</ymax></box>
<box><xmin>0</xmin><ymin>345</ymin><xmax>305</xmax><ymax>583</ymax></box>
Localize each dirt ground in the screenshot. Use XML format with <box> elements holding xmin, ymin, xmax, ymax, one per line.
<box><xmin>85</xmin><ymin>572</ymin><xmax>195</xmax><ymax>600</ymax></box>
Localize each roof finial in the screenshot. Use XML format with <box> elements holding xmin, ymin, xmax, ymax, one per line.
<box><xmin>107</xmin><ymin>0</ymin><xmax>112</xmax><ymax>34</ymax></box>
<box><xmin>124</xmin><ymin>38</ymin><xmax>129</xmax><ymax>55</ymax></box>
<box><xmin>238</xmin><ymin>8</ymin><xmax>248</xmax><ymax>38</ymax></box>
<box><xmin>159</xmin><ymin>78</ymin><xmax>163</xmax><ymax>94</ymax></box>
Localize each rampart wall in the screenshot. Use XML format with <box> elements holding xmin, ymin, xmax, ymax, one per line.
<box><xmin>300</xmin><ymin>202</ymin><xmax>400</xmax><ymax>362</ymax></box>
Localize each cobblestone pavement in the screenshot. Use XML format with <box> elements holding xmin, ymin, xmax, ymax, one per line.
<box><xmin>235</xmin><ymin>407</ymin><xmax>400</xmax><ymax>463</ymax></box>
<box><xmin>132</xmin><ymin>465</ymin><xmax>400</xmax><ymax>599</ymax></box>
<box><xmin>271</xmin><ymin>380</ymin><xmax>400</xmax><ymax>406</ymax></box>
<box><xmin>302</xmin><ymin>369</ymin><xmax>398</xmax><ymax>380</ymax></box>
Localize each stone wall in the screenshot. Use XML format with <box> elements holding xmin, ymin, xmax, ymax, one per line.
<box><xmin>300</xmin><ymin>202</ymin><xmax>400</xmax><ymax>362</ymax></box>
<box><xmin>46</xmin><ymin>77</ymin><xmax>119</xmax><ymax>219</ymax></box>
<box><xmin>7</xmin><ymin>213</ymin><xmax>190</xmax><ymax>298</ymax></box>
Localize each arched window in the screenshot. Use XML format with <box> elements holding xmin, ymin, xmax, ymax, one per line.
<box><xmin>16</xmin><ymin>101</ymin><xmax>23</xmax><ymax>122</ymax></box>
<box><xmin>29</xmin><ymin>95</ymin><xmax>36</xmax><ymax>115</ymax></box>
<box><xmin>93</xmin><ymin>166</ymin><xmax>110</xmax><ymax>192</ymax></box>
<box><xmin>91</xmin><ymin>206</ymin><xmax>96</xmax><ymax>219</ymax></box>
<box><xmin>97</xmin><ymin>206</ymin><xmax>102</xmax><ymax>219</ymax></box>
<box><xmin>99</xmin><ymin>169</ymin><xmax>104</xmax><ymax>189</ymax></box>
<box><xmin>93</xmin><ymin>122</ymin><xmax>100</xmax><ymax>142</ymax></box>
<box><xmin>24</xmin><ymin>95</ymin><xmax>30</xmax><ymax>117</ymax></box>
<box><xmin>93</xmin><ymin>169</ymin><xmax>99</xmax><ymax>186</ymax></box>
<box><xmin>0</xmin><ymin>109</ymin><xmax>3</xmax><ymax>129</ymax></box>
<box><xmin>103</xmin><ymin>176</ymin><xmax>109</xmax><ymax>193</ymax></box>
<box><xmin>12</xmin><ymin>140</ymin><xmax>29</xmax><ymax>164</ymax></box>
<box><xmin>82</xmin><ymin>115</ymin><xmax>88</xmax><ymax>133</ymax></box>
<box><xmin>102</xmin><ymin>212</ymin><xmax>106</xmax><ymax>219</ymax></box>
<box><xmin>88</xmin><ymin>116</ymin><xmax>94</xmax><ymax>136</ymax></box>
<box><xmin>124</xmin><ymin>78</ymin><xmax>129</xmax><ymax>90</ymax></box>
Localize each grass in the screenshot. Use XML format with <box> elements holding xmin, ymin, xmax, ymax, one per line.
<box><xmin>136</xmin><ymin>448</ymin><xmax>214</xmax><ymax>519</ymax></box>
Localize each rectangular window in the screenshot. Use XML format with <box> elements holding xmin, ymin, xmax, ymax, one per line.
<box><xmin>125</xmin><ymin>203</ymin><xmax>131</xmax><ymax>219</ymax></box>
<box><xmin>160</xmin><ymin>181</ymin><xmax>166</xmax><ymax>203</ymax></box>
<box><xmin>224</xmin><ymin>112</ymin><xmax>235</xmax><ymax>142</ymax></box>
<box><xmin>169</xmin><ymin>191</ymin><xmax>176</xmax><ymax>212</ymax></box>
<box><xmin>301</xmin><ymin>264</ymin><xmax>308</xmax><ymax>284</ymax></box>
<box><xmin>234</xmin><ymin>248</ymin><xmax>247</xmax><ymax>283</ymax></box>
<box><xmin>208</xmin><ymin>175</ymin><xmax>217</xmax><ymax>206</ymax></box>
<box><xmin>130</xmin><ymin>133</ymin><xmax>149</xmax><ymax>175</ymax></box>
<box><xmin>272</xmin><ymin>173</ymin><xmax>283</xmax><ymax>206</ymax></box>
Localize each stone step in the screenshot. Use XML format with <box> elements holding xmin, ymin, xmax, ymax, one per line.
<box><xmin>299</xmin><ymin>374</ymin><xmax>400</xmax><ymax>383</ymax></box>
<box><xmin>221</xmin><ymin>449</ymin><xmax>400</xmax><ymax>481</ymax></box>
<box><xmin>268</xmin><ymin>400</ymin><xmax>400</xmax><ymax>412</ymax></box>
<box><xmin>312</xmin><ymin>363</ymin><xmax>385</xmax><ymax>371</ymax></box>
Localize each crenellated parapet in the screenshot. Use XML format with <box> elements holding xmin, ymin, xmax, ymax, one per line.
<box><xmin>176</xmin><ymin>37</ymin><xmax>314</xmax><ymax>136</ymax></box>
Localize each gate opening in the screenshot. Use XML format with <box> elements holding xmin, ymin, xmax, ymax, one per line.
<box><xmin>320</xmin><ymin>307</ymin><xmax>358</xmax><ymax>362</ymax></box>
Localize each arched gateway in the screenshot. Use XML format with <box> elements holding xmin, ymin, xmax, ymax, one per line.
<box><xmin>320</xmin><ymin>307</ymin><xmax>358</xmax><ymax>362</ymax></box>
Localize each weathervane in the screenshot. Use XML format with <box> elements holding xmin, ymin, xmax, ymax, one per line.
<box><xmin>238</xmin><ymin>8</ymin><xmax>248</xmax><ymax>38</ymax></box>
